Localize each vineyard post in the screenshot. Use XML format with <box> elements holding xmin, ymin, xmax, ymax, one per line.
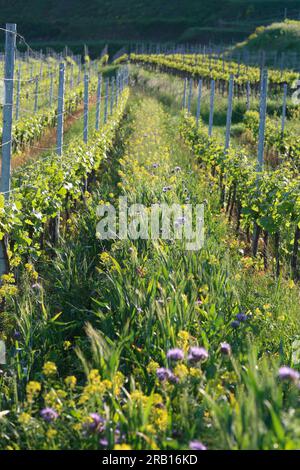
<box><xmin>15</xmin><ymin>63</ymin><xmax>21</xmax><ymax>120</ymax></box>
<box><xmin>196</xmin><ymin>79</ymin><xmax>202</xmax><ymax>127</ymax></box>
<box><xmin>56</xmin><ymin>62</ymin><xmax>65</xmax><ymax>156</ymax></box>
<box><xmin>70</xmin><ymin>64</ymin><xmax>74</xmax><ymax>89</ymax></box>
<box><xmin>281</xmin><ymin>82</ymin><xmax>287</xmax><ymax>136</ymax></box>
<box><xmin>83</xmin><ymin>73</ymin><xmax>89</xmax><ymax>144</ymax></box>
<box><xmin>225</xmin><ymin>74</ymin><xmax>234</xmax><ymax>151</ymax></box>
<box><xmin>120</xmin><ymin>70</ymin><xmax>123</xmax><ymax>92</ymax></box>
<box><xmin>246</xmin><ymin>81</ymin><xmax>251</xmax><ymax>111</ymax></box>
<box><xmin>34</xmin><ymin>76</ymin><xmax>39</xmax><ymax>113</ymax></box>
<box><xmin>208</xmin><ymin>79</ymin><xmax>215</xmax><ymax>137</ymax></box>
<box><xmin>77</xmin><ymin>62</ymin><xmax>81</xmax><ymax>85</ymax></box>
<box><xmin>53</xmin><ymin>63</ymin><xmax>65</xmax><ymax>244</ymax></box>
<box><xmin>110</xmin><ymin>77</ymin><xmax>115</xmax><ymax>114</ymax></box>
<box><xmin>256</xmin><ymin>69</ymin><xmax>268</xmax><ymax>173</ymax></box>
<box><xmin>0</xmin><ymin>23</ymin><xmax>17</xmax><ymax>277</ymax></box>
<box><xmin>115</xmin><ymin>74</ymin><xmax>119</xmax><ymax>107</ymax></box>
<box><xmin>39</xmin><ymin>60</ymin><xmax>43</xmax><ymax>81</ymax></box>
<box><xmin>95</xmin><ymin>72</ymin><xmax>102</xmax><ymax>131</ymax></box>
<box><xmin>1</xmin><ymin>23</ymin><xmax>16</xmax><ymax>197</ymax></box>
<box><xmin>49</xmin><ymin>72</ymin><xmax>54</xmax><ymax>107</ymax></box>
<box><xmin>187</xmin><ymin>78</ymin><xmax>193</xmax><ymax>113</ymax></box>
<box><xmin>182</xmin><ymin>78</ymin><xmax>187</xmax><ymax>109</ymax></box>
<box><xmin>104</xmin><ymin>79</ymin><xmax>109</xmax><ymax>124</ymax></box>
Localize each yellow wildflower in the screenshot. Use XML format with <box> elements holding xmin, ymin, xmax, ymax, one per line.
<box><xmin>99</xmin><ymin>252</ymin><xmax>111</xmax><ymax>264</ymax></box>
<box><xmin>42</xmin><ymin>361</ymin><xmax>57</xmax><ymax>376</ymax></box>
<box><xmin>147</xmin><ymin>360</ymin><xmax>160</xmax><ymax>375</ymax></box>
<box><xmin>177</xmin><ymin>330</ymin><xmax>190</xmax><ymax>352</ymax></box>
<box><xmin>151</xmin><ymin>407</ymin><xmax>168</xmax><ymax>431</ymax></box>
<box><xmin>88</xmin><ymin>369</ymin><xmax>101</xmax><ymax>384</ymax></box>
<box><xmin>114</xmin><ymin>371</ymin><xmax>125</xmax><ymax>396</ymax></box>
<box><xmin>46</xmin><ymin>429</ymin><xmax>57</xmax><ymax>440</ymax></box>
<box><xmin>24</xmin><ymin>263</ymin><xmax>38</xmax><ymax>281</ymax></box>
<box><xmin>102</xmin><ymin>379</ymin><xmax>113</xmax><ymax>390</ymax></box>
<box><xmin>65</xmin><ymin>376</ymin><xmax>77</xmax><ymax>389</ymax></box>
<box><xmin>18</xmin><ymin>412</ymin><xmax>31</xmax><ymax>425</ymax></box>
<box><xmin>174</xmin><ymin>364</ymin><xmax>189</xmax><ymax>381</ymax></box>
<box><xmin>114</xmin><ymin>444</ymin><xmax>132</xmax><ymax>450</ymax></box>
<box><xmin>189</xmin><ymin>367</ymin><xmax>202</xmax><ymax>379</ymax></box>
<box><xmin>63</xmin><ymin>341</ymin><xmax>72</xmax><ymax>350</ymax></box>
<box><xmin>26</xmin><ymin>381</ymin><xmax>41</xmax><ymax>402</ymax></box>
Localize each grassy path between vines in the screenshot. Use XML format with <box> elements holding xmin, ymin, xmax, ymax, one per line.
<box><xmin>1</xmin><ymin>91</ymin><xmax>300</xmax><ymax>450</ymax></box>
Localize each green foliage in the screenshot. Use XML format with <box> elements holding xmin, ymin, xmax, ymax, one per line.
<box><xmin>1</xmin><ymin>92</ymin><xmax>300</xmax><ymax>450</ymax></box>
<box><xmin>234</xmin><ymin>19</ymin><xmax>300</xmax><ymax>53</ymax></box>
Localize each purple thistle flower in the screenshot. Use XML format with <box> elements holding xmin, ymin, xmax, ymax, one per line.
<box><xmin>86</xmin><ymin>413</ymin><xmax>105</xmax><ymax>432</ymax></box>
<box><xmin>156</xmin><ymin>367</ymin><xmax>172</xmax><ymax>381</ymax></box>
<box><xmin>168</xmin><ymin>373</ymin><xmax>180</xmax><ymax>384</ymax></box>
<box><xmin>13</xmin><ymin>330</ymin><xmax>21</xmax><ymax>340</ymax></box>
<box><xmin>99</xmin><ymin>438</ymin><xmax>108</xmax><ymax>447</ymax></box>
<box><xmin>40</xmin><ymin>407</ymin><xmax>58</xmax><ymax>422</ymax></box>
<box><xmin>188</xmin><ymin>346</ymin><xmax>209</xmax><ymax>363</ymax></box>
<box><xmin>167</xmin><ymin>348</ymin><xmax>184</xmax><ymax>361</ymax></box>
<box><xmin>220</xmin><ymin>342</ymin><xmax>231</xmax><ymax>356</ymax></box>
<box><xmin>236</xmin><ymin>313</ymin><xmax>248</xmax><ymax>322</ymax></box>
<box><xmin>278</xmin><ymin>366</ymin><xmax>300</xmax><ymax>383</ymax></box>
<box><xmin>231</xmin><ymin>320</ymin><xmax>240</xmax><ymax>329</ymax></box>
<box><xmin>189</xmin><ymin>440</ymin><xmax>207</xmax><ymax>450</ymax></box>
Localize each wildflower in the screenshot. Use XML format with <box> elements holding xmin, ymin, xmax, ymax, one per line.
<box><xmin>63</xmin><ymin>341</ymin><xmax>72</xmax><ymax>350</ymax></box>
<box><xmin>114</xmin><ymin>371</ymin><xmax>125</xmax><ymax>396</ymax></box>
<box><xmin>169</xmin><ymin>373</ymin><xmax>180</xmax><ymax>384</ymax></box>
<box><xmin>152</xmin><ymin>393</ymin><xmax>164</xmax><ymax>406</ymax></box>
<box><xmin>167</xmin><ymin>348</ymin><xmax>184</xmax><ymax>361</ymax></box>
<box><xmin>44</xmin><ymin>389</ymin><xmax>63</xmax><ymax>410</ymax></box>
<box><xmin>220</xmin><ymin>342</ymin><xmax>231</xmax><ymax>356</ymax></box>
<box><xmin>130</xmin><ymin>390</ymin><xmax>148</xmax><ymax>405</ymax></box>
<box><xmin>26</xmin><ymin>381</ymin><xmax>41</xmax><ymax>402</ymax></box>
<box><xmin>85</xmin><ymin>413</ymin><xmax>105</xmax><ymax>432</ymax></box>
<box><xmin>64</xmin><ymin>375</ymin><xmax>77</xmax><ymax>389</ymax></box>
<box><xmin>189</xmin><ymin>440</ymin><xmax>207</xmax><ymax>450</ymax></box>
<box><xmin>102</xmin><ymin>379</ymin><xmax>113</xmax><ymax>390</ymax></box>
<box><xmin>13</xmin><ymin>330</ymin><xmax>21</xmax><ymax>340</ymax></box>
<box><xmin>42</xmin><ymin>361</ymin><xmax>57</xmax><ymax>377</ymax></box>
<box><xmin>278</xmin><ymin>367</ymin><xmax>300</xmax><ymax>383</ymax></box>
<box><xmin>177</xmin><ymin>330</ymin><xmax>190</xmax><ymax>352</ymax></box>
<box><xmin>40</xmin><ymin>407</ymin><xmax>58</xmax><ymax>422</ymax></box>
<box><xmin>156</xmin><ymin>367</ymin><xmax>172</xmax><ymax>381</ymax></box>
<box><xmin>31</xmin><ymin>283</ymin><xmax>42</xmax><ymax>290</ymax></box>
<box><xmin>100</xmin><ymin>252</ymin><xmax>111</xmax><ymax>264</ymax></box>
<box><xmin>189</xmin><ymin>367</ymin><xmax>202</xmax><ymax>379</ymax></box>
<box><xmin>46</xmin><ymin>429</ymin><xmax>58</xmax><ymax>439</ymax></box>
<box><xmin>18</xmin><ymin>412</ymin><xmax>31</xmax><ymax>425</ymax></box>
<box><xmin>162</xmin><ymin>186</ymin><xmax>172</xmax><ymax>192</ymax></box>
<box><xmin>231</xmin><ymin>320</ymin><xmax>240</xmax><ymax>329</ymax></box>
<box><xmin>88</xmin><ymin>369</ymin><xmax>101</xmax><ymax>384</ymax></box>
<box><xmin>188</xmin><ymin>347</ymin><xmax>208</xmax><ymax>363</ymax></box>
<box><xmin>99</xmin><ymin>438</ymin><xmax>108</xmax><ymax>447</ymax></box>
<box><xmin>114</xmin><ymin>444</ymin><xmax>132</xmax><ymax>450</ymax></box>
<box><xmin>236</xmin><ymin>313</ymin><xmax>248</xmax><ymax>322</ymax></box>
<box><xmin>172</xmin><ymin>364</ymin><xmax>187</xmax><ymax>381</ymax></box>
<box><xmin>151</xmin><ymin>407</ymin><xmax>168</xmax><ymax>431</ymax></box>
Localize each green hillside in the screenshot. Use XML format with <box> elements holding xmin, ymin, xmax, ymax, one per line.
<box><xmin>1</xmin><ymin>0</ymin><xmax>300</xmax><ymax>44</ymax></box>
<box><xmin>234</xmin><ymin>19</ymin><xmax>300</xmax><ymax>52</ymax></box>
